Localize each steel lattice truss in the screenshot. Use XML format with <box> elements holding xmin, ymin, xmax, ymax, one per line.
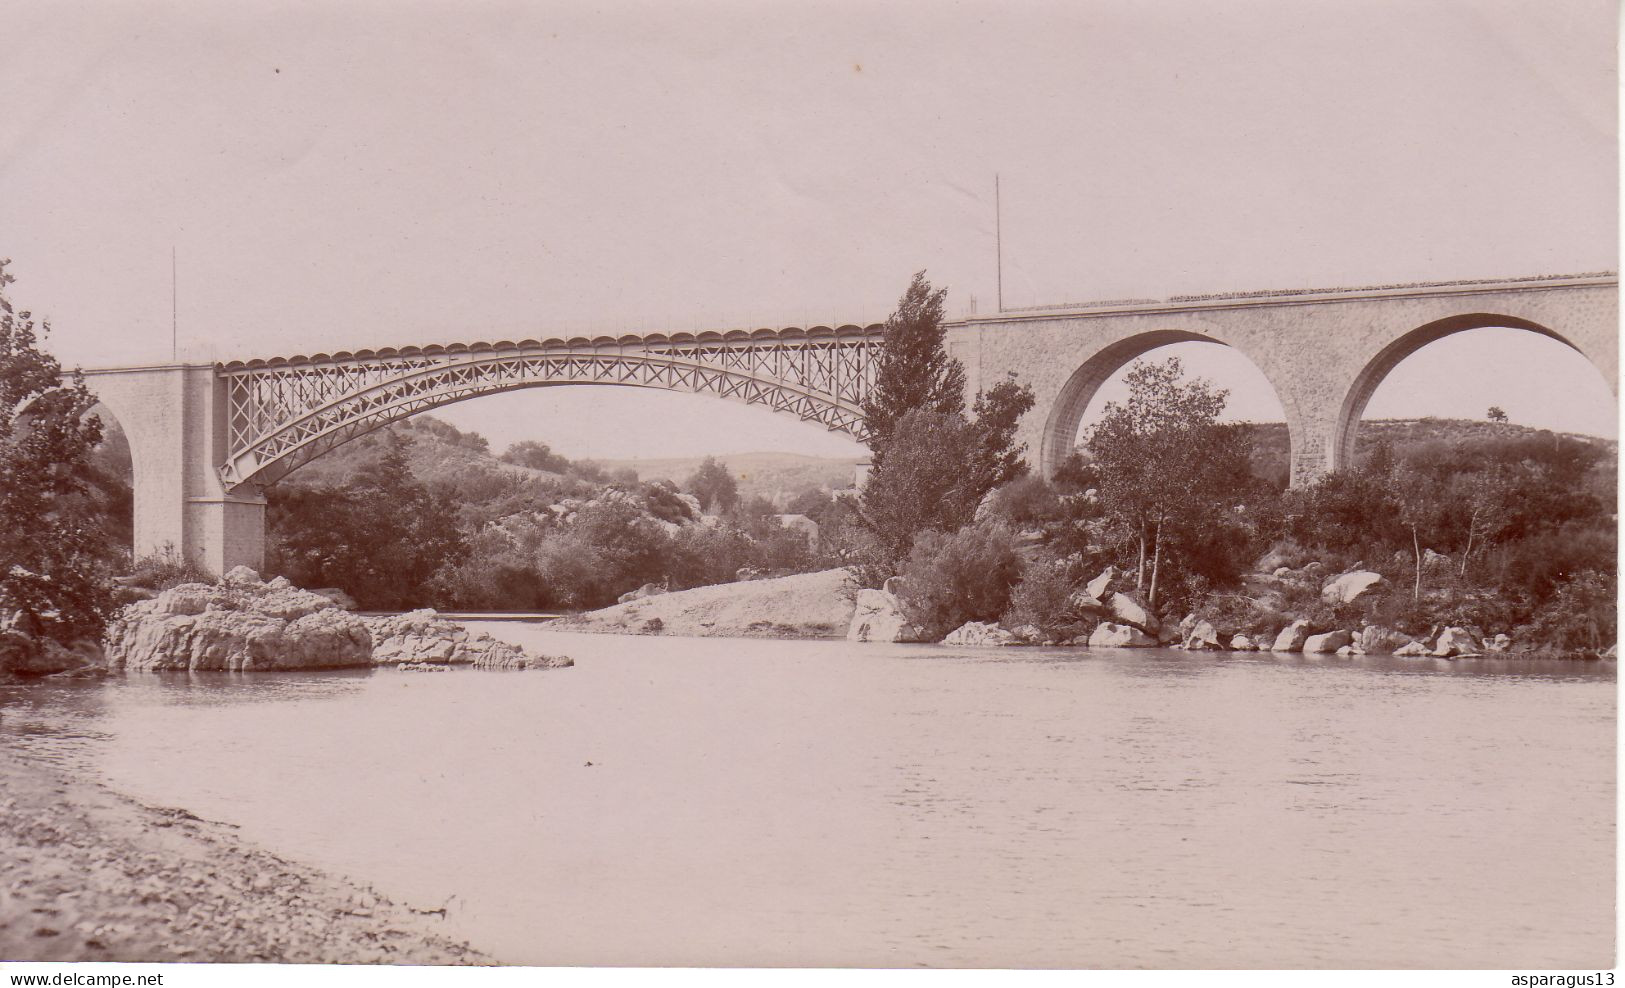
<box><xmin>219</xmin><ymin>326</ymin><xmax>883</xmax><ymax>488</ymax></box>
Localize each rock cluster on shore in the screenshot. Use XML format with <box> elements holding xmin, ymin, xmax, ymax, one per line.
<box><xmin>105</xmin><ymin>567</ymin><xmax>570</xmax><ymax>673</ymax></box>
<box><xmin>835</xmin><ymin>555</ymin><xmax>1599</xmax><ymax>659</ymax></box>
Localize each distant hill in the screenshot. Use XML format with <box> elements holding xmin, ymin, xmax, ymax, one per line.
<box><xmin>272</xmin><ymin>419</ymin><xmax>863</xmax><ymax>506</ymax></box>
<box><xmin>595</xmin><ymin>452</ymin><xmax>865</xmax><ymax>504</ymax></box>
<box><xmin>274</xmin><ymin>414</ymin><xmax>1613</xmax><ymax>497</ymax></box>
<box><xmin>1235</xmin><ymin>417</ymin><xmax>1617</xmax><ymax>486</ymax></box>
<box><xmin>282</xmin><ymin>416</ymin><xmax>550</xmax><ymax>488</ymax></box>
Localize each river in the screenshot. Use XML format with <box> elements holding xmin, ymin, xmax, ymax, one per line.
<box><xmin>1</xmin><ymin>627</ymin><xmax>1614</xmax><ymax>969</ymax></box>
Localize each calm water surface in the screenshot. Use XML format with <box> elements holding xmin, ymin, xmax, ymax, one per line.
<box><xmin>2</xmin><ymin>627</ymin><xmax>1614</xmax><ymax>968</ymax></box>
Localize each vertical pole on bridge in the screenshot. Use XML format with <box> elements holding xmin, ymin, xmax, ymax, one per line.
<box><xmin>995</xmin><ymin>173</ymin><xmax>1003</xmax><ymax>313</ymax></box>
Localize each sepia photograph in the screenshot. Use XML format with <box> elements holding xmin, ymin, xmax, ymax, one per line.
<box><xmin>0</xmin><ymin>0</ymin><xmax>1616</xmax><ymax>980</ymax></box>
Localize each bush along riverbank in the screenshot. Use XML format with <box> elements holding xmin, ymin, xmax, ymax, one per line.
<box><xmin>841</xmin><ymin>545</ymin><xmax>1617</xmax><ymax>660</ymax></box>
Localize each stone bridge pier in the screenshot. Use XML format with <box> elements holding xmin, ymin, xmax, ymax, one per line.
<box><xmin>82</xmin><ymin>364</ymin><xmax>266</xmax><ymax>576</ymax></box>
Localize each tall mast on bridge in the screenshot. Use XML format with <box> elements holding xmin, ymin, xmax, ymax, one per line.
<box><xmin>995</xmin><ymin>174</ymin><xmax>1003</xmax><ymax>313</ymax></box>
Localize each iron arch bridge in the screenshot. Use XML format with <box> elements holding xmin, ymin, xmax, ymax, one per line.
<box><xmin>216</xmin><ymin>325</ymin><xmax>884</xmax><ymax>488</ymax></box>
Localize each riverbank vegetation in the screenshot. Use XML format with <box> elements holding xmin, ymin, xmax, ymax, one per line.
<box><xmin>0</xmin><ymin>260</ymin><xmax>122</xmax><ymax>672</ymax></box>
<box><xmin>2</xmin><ymin>258</ymin><xmax>1615</xmax><ymax>664</ymax></box>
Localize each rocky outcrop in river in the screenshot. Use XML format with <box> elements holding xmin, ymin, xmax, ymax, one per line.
<box><xmin>361</xmin><ymin>609</ymin><xmax>572</xmax><ymax>669</ymax></box>
<box><xmin>106</xmin><ymin>568</ymin><xmax>569</xmax><ymax>672</ymax></box>
<box><xmin>105</xmin><ymin>571</ymin><xmax>373</xmax><ymax>672</ymax></box>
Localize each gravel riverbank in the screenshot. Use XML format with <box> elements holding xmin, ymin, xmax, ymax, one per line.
<box><xmin>0</xmin><ymin>746</ymin><xmax>487</xmax><ymax>965</ymax></box>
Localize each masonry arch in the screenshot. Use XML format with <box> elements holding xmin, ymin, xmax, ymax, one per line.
<box><xmin>1038</xmin><ymin>329</ymin><xmax>1292</xmax><ymax>481</ymax></box>
<box><xmin>1333</xmin><ymin>313</ymin><xmax>1617</xmax><ymax>471</ymax></box>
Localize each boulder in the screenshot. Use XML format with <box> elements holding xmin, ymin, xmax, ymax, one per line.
<box><xmin>1272</xmin><ymin>566</ymin><xmax>1293</xmax><ymax>578</ymax></box>
<box><xmin>1067</xmin><ymin>590</ymin><xmax>1107</xmax><ymax>614</ymax></box>
<box><xmin>1229</xmin><ymin>634</ymin><xmax>1256</xmax><ymax>651</ymax></box>
<box><xmin>1321</xmin><ymin>570</ymin><xmax>1384</xmax><ymax>604</ymax></box>
<box><xmin>0</xmin><ymin>629</ymin><xmax>103</xmax><ymax>676</ymax></box>
<box><xmin>1356</xmin><ymin>625</ymin><xmax>1408</xmax><ymax>655</ymax></box>
<box><xmin>108</xmin><ymin>582</ymin><xmax>374</xmax><ymax>672</ymax></box>
<box><xmin>882</xmin><ymin>575</ymin><xmax>907</xmax><ymax>597</ymax></box>
<box><xmin>1432</xmin><ymin>626</ymin><xmax>1481</xmax><ymax>658</ymax></box>
<box><xmin>1271</xmin><ymin>620</ymin><xmax>1311</xmax><ymax>652</ymax></box>
<box><xmin>360</xmin><ymin>609</ymin><xmax>572</xmax><ymax>669</ymax></box>
<box><xmin>1108</xmin><ymin>591</ymin><xmax>1157</xmax><ymax>632</ymax></box>
<box><xmin>1086</xmin><ymin>567</ymin><xmax>1117</xmax><ymax>601</ymax></box>
<box><xmin>616</xmin><ymin>582</ymin><xmax>666</xmax><ymax>605</ymax></box>
<box><xmin>1482</xmin><ymin>633</ymin><xmax>1513</xmax><ymax>654</ymax></box>
<box><xmin>846</xmin><ymin>588</ymin><xmax>921</xmax><ymax>643</ymax></box>
<box><xmin>1254</xmin><ymin>545</ymin><xmax>1295</xmax><ymax>573</ymax></box>
<box><xmin>1088</xmin><ymin>622</ymin><xmax>1157</xmax><ymax>648</ymax></box>
<box><xmin>1394</xmin><ymin>640</ymin><xmax>1431</xmax><ymax>657</ymax></box>
<box><xmin>222</xmin><ymin>565</ymin><xmax>262</xmax><ymax>585</ymax></box>
<box><xmin>309</xmin><ymin>587</ymin><xmax>359</xmax><ymax>611</ymax></box>
<box><xmin>1335</xmin><ymin>645</ymin><xmax>1361</xmax><ymax>657</ymax></box>
<box><xmin>1303</xmin><ymin>629</ymin><xmax>1353</xmax><ymax>654</ymax></box>
<box><xmin>1009</xmin><ymin>624</ymin><xmax>1044</xmax><ymax>644</ymax></box>
<box><xmin>942</xmin><ymin>621</ymin><xmax>1018</xmax><ymax>647</ymax></box>
<box><xmin>108</xmin><ymin>583</ymin><xmax>572</xmax><ymax>672</ymax></box>
<box><xmin>1603</xmin><ymin>643</ymin><xmax>1618</xmax><ymax>659</ymax></box>
<box><xmin>1183</xmin><ymin>620</ymin><xmax>1225</xmax><ymax>651</ymax></box>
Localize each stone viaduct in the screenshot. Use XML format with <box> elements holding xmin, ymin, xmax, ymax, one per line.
<box><xmin>77</xmin><ymin>273</ymin><xmax>1616</xmax><ymax>576</ymax></box>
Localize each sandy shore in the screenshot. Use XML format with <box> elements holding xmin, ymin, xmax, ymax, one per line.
<box><xmin>0</xmin><ymin>746</ymin><xmax>488</xmax><ymax>965</ymax></box>
<box><xmin>552</xmin><ymin>567</ymin><xmax>856</xmax><ymax>639</ymax></box>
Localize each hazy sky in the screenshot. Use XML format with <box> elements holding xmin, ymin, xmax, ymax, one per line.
<box><xmin>1</xmin><ymin>0</ymin><xmax>1615</xmax><ymax>458</ymax></box>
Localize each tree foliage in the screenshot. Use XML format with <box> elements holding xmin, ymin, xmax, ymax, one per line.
<box><xmin>895</xmin><ymin>521</ymin><xmax>1025</xmax><ymax>641</ymax></box>
<box><xmin>500</xmin><ymin>439</ymin><xmax>572</xmax><ymax>473</ymax></box>
<box><xmin>861</xmin><ymin>271</ymin><xmax>967</xmax><ymax>460</ymax></box>
<box><xmin>857</xmin><ymin>273</ymin><xmax>1035</xmax><ymax>570</ymax></box>
<box><xmin>267</xmin><ymin>430</ymin><xmax>466</xmax><ymax>609</ymax></box>
<box><xmin>1083</xmin><ymin>357</ymin><xmax>1253</xmax><ymax>609</ymax></box>
<box><xmin>684</xmin><ymin>456</ymin><xmax>740</xmax><ymax>515</ymax></box>
<box><xmin>0</xmin><ymin>259</ymin><xmax>115</xmax><ymax>646</ymax></box>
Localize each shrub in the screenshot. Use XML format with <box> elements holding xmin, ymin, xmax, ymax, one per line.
<box><xmin>1003</xmin><ymin>555</ymin><xmax>1094</xmax><ymax>640</ymax></box>
<box><xmin>126</xmin><ymin>545</ymin><xmax>214</xmax><ymax>591</ymax></box>
<box><xmin>895</xmin><ymin>522</ymin><xmax>1025</xmax><ymax>641</ymax></box>
<box><xmin>1517</xmin><ymin>571</ymin><xmax>1617</xmax><ymax>653</ymax></box>
<box><xmin>988</xmin><ymin>475</ymin><xmax>1063</xmax><ymax>529</ymax></box>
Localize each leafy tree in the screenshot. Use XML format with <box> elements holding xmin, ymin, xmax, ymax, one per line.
<box><xmin>858</xmin><ymin>410</ymin><xmax>984</xmax><ymax>563</ymax></box>
<box><xmin>861</xmin><ymin>271</ymin><xmax>968</xmax><ymax>460</ymax></box>
<box><xmin>856</xmin><ymin>273</ymin><xmax>1035</xmax><ymax>569</ymax></box>
<box><xmin>895</xmin><ymin>521</ymin><xmax>1025</xmax><ymax>640</ymax></box>
<box><xmin>1487</xmin><ymin>406</ymin><xmax>1508</xmax><ymax>423</ymax></box>
<box><xmin>684</xmin><ymin>456</ymin><xmax>739</xmax><ymax>514</ymax></box>
<box><xmin>1449</xmin><ymin>466</ymin><xmax>1513</xmax><ymax>578</ymax></box>
<box><xmin>267</xmin><ymin>430</ymin><xmax>466</xmax><ymax>608</ymax></box>
<box><xmin>1083</xmin><ymin>357</ymin><xmax>1252</xmax><ymax>608</ymax></box>
<box><xmin>0</xmin><ymin>259</ymin><xmax>115</xmax><ymax>648</ymax></box>
<box><xmin>500</xmin><ymin>439</ymin><xmax>572</xmax><ymax>473</ymax></box>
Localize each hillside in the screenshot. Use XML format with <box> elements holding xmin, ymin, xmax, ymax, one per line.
<box><xmin>594</xmin><ymin>452</ymin><xmax>864</xmax><ymax>504</ymax></box>
<box><xmin>1234</xmin><ymin>418</ymin><xmax>1616</xmax><ymax>486</ymax></box>
<box><xmin>281</xmin><ymin>416</ymin><xmax>551</xmax><ymax>489</ymax></box>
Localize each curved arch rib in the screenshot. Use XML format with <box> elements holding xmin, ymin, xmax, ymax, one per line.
<box><xmin>1331</xmin><ymin>313</ymin><xmax>1578</xmax><ymax>471</ymax></box>
<box><xmin>220</xmin><ymin>345</ymin><xmax>873</xmax><ymax>488</ymax></box>
<box><xmin>1039</xmin><ymin>330</ymin><xmax>1239</xmax><ymax>478</ymax></box>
